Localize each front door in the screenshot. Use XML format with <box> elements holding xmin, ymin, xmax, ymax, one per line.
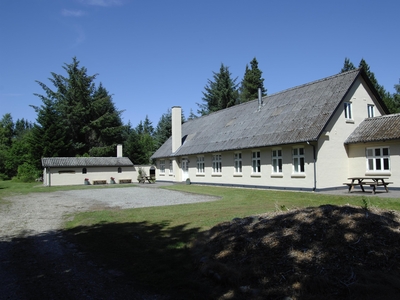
<box><xmin>182</xmin><ymin>159</ymin><xmax>189</xmax><ymax>181</ymax></box>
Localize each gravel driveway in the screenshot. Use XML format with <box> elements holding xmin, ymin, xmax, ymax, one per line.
<box><xmin>0</xmin><ymin>185</ymin><xmax>217</xmax><ymax>299</ymax></box>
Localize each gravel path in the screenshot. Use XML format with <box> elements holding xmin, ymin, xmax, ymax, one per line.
<box><xmin>0</xmin><ymin>185</ymin><xmax>217</xmax><ymax>299</ymax></box>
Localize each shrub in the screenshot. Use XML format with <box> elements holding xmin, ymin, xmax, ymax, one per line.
<box><xmin>15</xmin><ymin>162</ymin><xmax>41</xmax><ymax>182</ymax></box>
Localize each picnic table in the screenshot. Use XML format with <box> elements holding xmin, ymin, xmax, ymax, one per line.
<box><xmin>138</xmin><ymin>176</ymin><xmax>155</xmax><ymax>184</ymax></box>
<box><xmin>344</xmin><ymin>177</ymin><xmax>393</xmax><ymax>194</ymax></box>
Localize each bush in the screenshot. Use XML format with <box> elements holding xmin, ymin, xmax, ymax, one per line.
<box><xmin>15</xmin><ymin>163</ymin><xmax>41</xmax><ymax>182</ymax></box>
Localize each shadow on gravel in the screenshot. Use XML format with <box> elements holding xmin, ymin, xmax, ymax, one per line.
<box><xmin>0</xmin><ymin>221</ymin><xmax>206</xmax><ymax>300</ymax></box>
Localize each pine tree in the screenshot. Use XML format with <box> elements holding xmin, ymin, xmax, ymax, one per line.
<box><xmin>359</xmin><ymin>59</ymin><xmax>395</xmax><ymax>113</ymax></box>
<box><xmin>340</xmin><ymin>57</ymin><xmax>356</xmax><ymax>73</ymax></box>
<box><xmin>154</xmin><ymin>109</ymin><xmax>172</xmax><ymax>149</ymax></box>
<box><xmin>239</xmin><ymin>57</ymin><xmax>266</xmax><ymax>103</ymax></box>
<box><xmin>187</xmin><ymin>108</ymin><xmax>198</xmax><ymax>120</ymax></box>
<box><xmin>197</xmin><ymin>64</ymin><xmax>239</xmax><ymax>115</ymax></box>
<box><xmin>33</xmin><ymin>57</ymin><xmax>124</xmax><ymax>157</ymax></box>
<box><xmin>392</xmin><ymin>80</ymin><xmax>400</xmax><ymax>113</ymax></box>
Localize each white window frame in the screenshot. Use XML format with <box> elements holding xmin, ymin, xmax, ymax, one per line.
<box><xmin>212</xmin><ymin>154</ymin><xmax>222</xmax><ymax>173</ymax></box>
<box><xmin>159</xmin><ymin>160</ymin><xmax>165</xmax><ymax>174</ymax></box>
<box><xmin>366</xmin><ymin>147</ymin><xmax>390</xmax><ymax>172</ymax></box>
<box><xmin>234</xmin><ymin>152</ymin><xmax>242</xmax><ymax>174</ymax></box>
<box><xmin>169</xmin><ymin>159</ymin><xmax>173</xmax><ymax>174</ymax></box>
<box><xmin>197</xmin><ymin>156</ymin><xmax>205</xmax><ymax>174</ymax></box>
<box><xmin>367</xmin><ymin>104</ymin><xmax>375</xmax><ymax>118</ymax></box>
<box><xmin>252</xmin><ymin>151</ymin><xmax>261</xmax><ymax>174</ymax></box>
<box><xmin>272</xmin><ymin>149</ymin><xmax>283</xmax><ymax>174</ymax></box>
<box><xmin>293</xmin><ymin>147</ymin><xmax>305</xmax><ymax>173</ymax></box>
<box><xmin>344</xmin><ymin>102</ymin><xmax>352</xmax><ymax>120</ymax></box>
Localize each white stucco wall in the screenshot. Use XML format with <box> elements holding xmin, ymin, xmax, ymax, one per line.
<box><xmin>347</xmin><ymin>141</ymin><xmax>400</xmax><ymax>188</ymax></box>
<box><xmin>156</xmin><ymin>143</ymin><xmax>316</xmax><ymax>190</ymax></box>
<box><xmin>43</xmin><ymin>165</ymin><xmax>154</xmax><ymax>186</ymax></box>
<box><xmin>315</xmin><ymin>77</ymin><xmax>384</xmax><ymax>188</ymax></box>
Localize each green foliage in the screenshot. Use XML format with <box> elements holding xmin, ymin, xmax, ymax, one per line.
<box><xmin>0</xmin><ymin>114</ymin><xmax>37</xmax><ymax>179</ymax></box>
<box><xmin>393</xmin><ymin>82</ymin><xmax>400</xmax><ymax>113</ymax></box>
<box><xmin>239</xmin><ymin>57</ymin><xmax>267</xmax><ymax>103</ymax></box>
<box><xmin>361</xmin><ymin>197</ymin><xmax>370</xmax><ymax>210</ymax></box>
<box><xmin>197</xmin><ymin>64</ymin><xmax>239</xmax><ymax>116</ymax></box>
<box><xmin>123</xmin><ymin>117</ymin><xmax>156</xmax><ymax>165</ymax></box>
<box><xmin>342</xmin><ymin>57</ymin><xmax>398</xmax><ymax>113</ymax></box>
<box><xmin>340</xmin><ymin>57</ymin><xmax>356</xmax><ymax>73</ymax></box>
<box><xmin>358</xmin><ymin>58</ymin><xmax>396</xmax><ymax>113</ymax></box>
<box><xmin>15</xmin><ymin>162</ymin><xmax>41</xmax><ymax>182</ymax></box>
<box><xmin>32</xmin><ymin>57</ymin><xmax>124</xmax><ymax>158</ymax></box>
<box><xmin>154</xmin><ymin>109</ymin><xmax>172</xmax><ymax>149</ymax></box>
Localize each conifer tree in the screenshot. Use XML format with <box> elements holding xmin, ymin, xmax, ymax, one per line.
<box><xmin>32</xmin><ymin>57</ymin><xmax>124</xmax><ymax>158</ymax></box>
<box><xmin>197</xmin><ymin>64</ymin><xmax>239</xmax><ymax>115</ymax></box>
<box><xmin>239</xmin><ymin>57</ymin><xmax>266</xmax><ymax>103</ymax></box>
<box><xmin>358</xmin><ymin>59</ymin><xmax>395</xmax><ymax>113</ymax></box>
<box><xmin>340</xmin><ymin>57</ymin><xmax>356</xmax><ymax>73</ymax></box>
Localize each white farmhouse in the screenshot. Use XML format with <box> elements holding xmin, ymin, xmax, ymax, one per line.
<box><xmin>151</xmin><ymin>69</ymin><xmax>400</xmax><ymax>191</ymax></box>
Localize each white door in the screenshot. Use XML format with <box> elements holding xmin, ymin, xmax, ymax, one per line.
<box><xmin>182</xmin><ymin>159</ymin><xmax>189</xmax><ymax>181</ymax></box>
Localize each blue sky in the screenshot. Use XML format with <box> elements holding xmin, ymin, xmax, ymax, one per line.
<box><xmin>1</xmin><ymin>0</ymin><xmax>399</xmax><ymax>128</ymax></box>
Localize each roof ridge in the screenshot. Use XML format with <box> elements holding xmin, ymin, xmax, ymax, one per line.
<box><xmin>266</xmin><ymin>68</ymin><xmax>361</xmax><ymax>98</ymax></box>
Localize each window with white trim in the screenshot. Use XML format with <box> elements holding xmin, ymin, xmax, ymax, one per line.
<box><xmin>367</xmin><ymin>104</ymin><xmax>375</xmax><ymax>118</ymax></box>
<box><xmin>293</xmin><ymin>147</ymin><xmax>305</xmax><ymax>173</ymax></box>
<box><xmin>197</xmin><ymin>156</ymin><xmax>205</xmax><ymax>173</ymax></box>
<box><xmin>272</xmin><ymin>149</ymin><xmax>282</xmax><ymax>173</ymax></box>
<box><xmin>366</xmin><ymin>147</ymin><xmax>390</xmax><ymax>171</ymax></box>
<box><xmin>159</xmin><ymin>160</ymin><xmax>165</xmax><ymax>174</ymax></box>
<box><xmin>212</xmin><ymin>154</ymin><xmax>222</xmax><ymax>173</ymax></box>
<box><xmin>344</xmin><ymin>102</ymin><xmax>352</xmax><ymax>120</ymax></box>
<box><xmin>234</xmin><ymin>153</ymin><xmax>242</xmax><ymax>173</ymax></box>
<box><xmin>252</xmin><ymin>151</ymin><xmax>261</xmax><ymax>173</ymax></box>
<box><xmin>169</xmin><ymin>160</ymin><xmax>173</xmax><ymax>173</ymax></box>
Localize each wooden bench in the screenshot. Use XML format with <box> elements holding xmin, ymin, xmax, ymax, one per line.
<box><xmin>93</xmin><ymin>180</ymin><xmax>107</xmax><ymax>185</ymax></box>
<box><xmin>118</xmin><ymin>179</ymin><xmax>132</xmax><ymax>184</ymax></box>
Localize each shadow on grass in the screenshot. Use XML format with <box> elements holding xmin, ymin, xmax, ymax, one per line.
<box><xmin>193</xmin><ymin>205</ymin><xmax>400</xmax><ymax>299</ymax></box>
<box><xmin>64</xmin><ymin>220</ymin><xmax>209</xmax><ymax>299</ymax></box>
<box><xmin>0</xmin><ymin>221</ymin><xmax>210</xmax><ymax>299</ymax></box>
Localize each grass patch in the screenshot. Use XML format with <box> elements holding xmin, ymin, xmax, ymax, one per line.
<box><xmin>63</xmin><ymin>185</ymin><xmax>400</xmax><ymax>298</ymax></box>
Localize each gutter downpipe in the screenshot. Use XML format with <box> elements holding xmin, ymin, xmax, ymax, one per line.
<box><xmin>307</xmin><ymin>141</ymin><xmax>316</xmax><ymax>192</ymax></box>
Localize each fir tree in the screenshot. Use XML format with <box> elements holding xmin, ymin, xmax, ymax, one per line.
<box><xmin>33</xmin><ymin>57</ymin><xmax>124</xmax><ymax>157</ymax></box>
<box><xmin>359</xmin><ymin>58</ymin><xmax>395</xmax><ymax>113</ymax></box>
<box><xmin>239</xmin><ymin>57</ymin><xmax>267</xmax><ymax>103</ymax></box>
<box><xmin>340</xmin><ymin>57</ymin><xmax>356</xmax><ymax>73</ymax></box>
<box><xmin>197</xmin><ymin>64</ymin><xmax>239</xmax><ymax>115</ymax></box>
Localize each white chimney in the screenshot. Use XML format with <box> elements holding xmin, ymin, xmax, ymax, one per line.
<box><xmin>172</xmin><ymin>106</ymin><xmax>182</xmax><ymax>153</ymax></box>
<box><xmin>117</xmin><ymin>144</ymin><xmax>123</xmax><ymax>157</ymax></box>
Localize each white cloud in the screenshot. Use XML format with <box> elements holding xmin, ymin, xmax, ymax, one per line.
<box><xmin>62</xmin><ymin>9</ymin><xmax>85</xmax><ymax>17</ymax></box>
<box><xmin>79</xmin><ymin>0</ymin><xmax>124</xmax><ymax>7</ymax></box>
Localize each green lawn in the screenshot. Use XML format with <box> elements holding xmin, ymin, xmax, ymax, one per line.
<box><xmin>2</xmin><ymin>181</ymin><xmax>400</xmax><ymax>298</ymax></box>
<box><xmin>62</xmin><ymin>184</ymin><xmax>400</xmax><ymax>298</ymax></box>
